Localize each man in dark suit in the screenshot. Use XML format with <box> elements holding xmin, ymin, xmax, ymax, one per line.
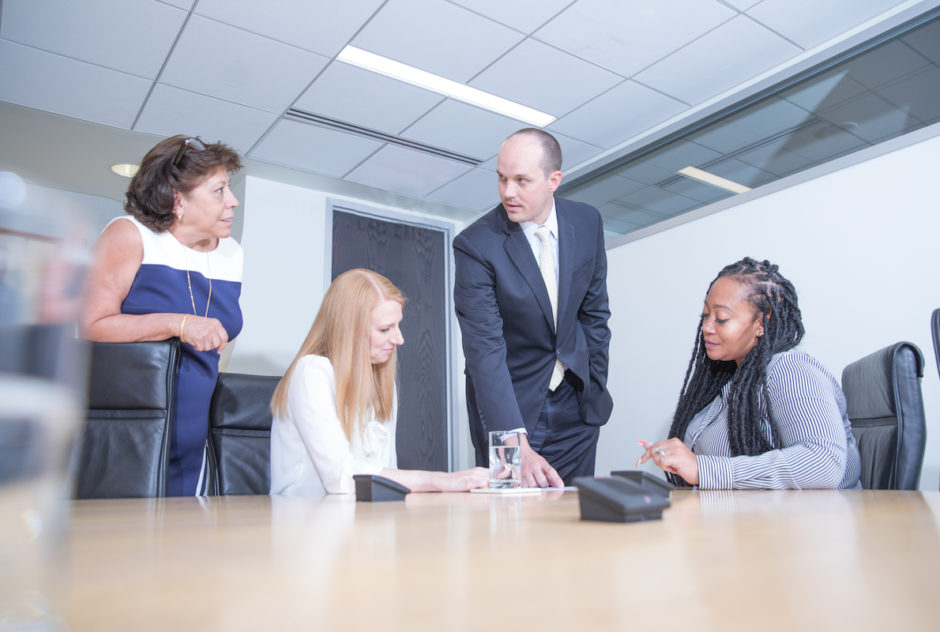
<box><xmin>453</xmin><ymin>128</ymin><xmax>613</xmax><ymax>487</ymax></box>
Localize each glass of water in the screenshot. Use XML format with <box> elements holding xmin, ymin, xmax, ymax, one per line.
<box><xmin>488</xmin><ymin>431</ymin><xmax>522</xmax><ymax>489</ymax></box>
<box><xmin>1</xmin><ymin>172</ymin><xmax>91</xmax><ymax>630</ymax></box>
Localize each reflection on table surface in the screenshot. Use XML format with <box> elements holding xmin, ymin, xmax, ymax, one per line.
<box><xmin>65</xmin><ymin>490</ymin><xmax>940</xmax><ymax>631</ymax></box>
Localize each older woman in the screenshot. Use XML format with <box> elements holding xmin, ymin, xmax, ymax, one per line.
<box><xmin>637</xmin><ymin>257</ymin><xmax>861</xmax><ymax>490</ymax></box>
<box><xmin>270</xmin><ymin>268</ymin><xmax>487</xmax><ymax>496</ymax></box>
<box><xmin>81</xmin><ymin>135</ymin><xmax>243</xmax><ymax>496</ymax></box>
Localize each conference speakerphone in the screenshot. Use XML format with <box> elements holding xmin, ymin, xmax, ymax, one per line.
<box><xmin>573</xmin><ymin>473</ymin><xmax>671</xmax><ymax>523</ymax></box>
<box><xmin>353</xmin><ymin>474</ymin><xmax>411</xmax><ymax>502</ymax></box>
<box><xmin>609</xmin><ymin>469</ymin><xmax>675</xmax><ymax>495</ymax></box>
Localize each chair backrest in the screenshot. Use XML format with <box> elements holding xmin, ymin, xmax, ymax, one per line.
<box><xmin>74</xmin><ymin>339</ymin><xmax>180</xmax><ymax>499</ymax></box>
<box><xmin>841</xmin><ymin>342</ymin><xmax>926</xmax><ymax>490</ymax></box>
<box><xmin>207</xmin><ymin>372</ymin><xmax>279</xmax><ymax>495</ymax></box>
<box><xmin>931</xmin><ymin>308</ymin><xmax>940</xmax><ymax>382</ymax></box>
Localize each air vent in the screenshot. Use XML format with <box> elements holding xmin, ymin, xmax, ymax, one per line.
<box><xmin>284</xmin><ymin>108</ymin><xmax>483</xmax><ymax>166</ymax></box>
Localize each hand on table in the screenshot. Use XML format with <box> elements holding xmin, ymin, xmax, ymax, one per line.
<box><xmin>635</xmin><ymin>438</ymin><xmax>699</xmax><ymax>486</ymax></box>
<box><xmin>440</xmin><ymin>467</ymin><xmax>489</xmax><ymax>492</ymax></box>
<box><xmin>520</xmin><ymin>434</ymin><xmax>564</xmax><ymax>488</ymax></box>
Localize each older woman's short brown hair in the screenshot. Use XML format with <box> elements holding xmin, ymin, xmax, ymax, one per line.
<box><xmin>124</xmin><ymin>135</ymin><xmax>242</xmax><ymax>232</ymax></box>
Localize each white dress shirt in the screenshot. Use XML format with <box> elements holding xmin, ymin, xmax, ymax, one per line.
<box><xmin>520</xmin><ymin>203</ymin><xmax>559</xmax><ymax>282</ymax></box>
<box><xmin>269</xmin><ymin>354</ymin><xmax>397</xmax><ymax>497</ymax></box>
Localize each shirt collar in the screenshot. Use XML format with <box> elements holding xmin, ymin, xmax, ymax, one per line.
<box><xmin>520</xmin><ymin>201</ymin><xmax>558</xmax><ymax>240</ymax></box>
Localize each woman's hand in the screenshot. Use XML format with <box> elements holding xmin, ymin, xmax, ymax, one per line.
<box><xmin>438</xmin><ymin>467</ymin><xmax>489</xmax><ymax>492</ymax></box>
<box><xmin>180</xmin><ymin>315</ymin><xmax>229</xmax><ymax>353</ymax></box>
<box><xmin>636</xmin><ymin>438</ymin><xmax>699</xmax><ymax>486</ymax></box>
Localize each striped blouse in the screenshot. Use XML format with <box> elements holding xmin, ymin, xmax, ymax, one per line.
<box><xmin>683</xmin><ymin>349</ymin><xmax>862</xmax><ymax>490</ymax></box>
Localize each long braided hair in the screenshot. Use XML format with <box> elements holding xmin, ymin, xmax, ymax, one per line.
<box><xmin>668</xmin><ymin>258</ymin><xmax>805</xmax><ymax>461</ymax></box>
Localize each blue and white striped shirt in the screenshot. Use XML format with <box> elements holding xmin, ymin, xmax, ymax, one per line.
<box><xmin>683</xmin><ymin>349</ymin><xmax>861</xmax><ymax>490</ymax></box>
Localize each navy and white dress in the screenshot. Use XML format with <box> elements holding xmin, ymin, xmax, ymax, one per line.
<box><xmin>115</xmin><ymin>216</ymin><xmax>243</xmax><ymax>496</ymax></box>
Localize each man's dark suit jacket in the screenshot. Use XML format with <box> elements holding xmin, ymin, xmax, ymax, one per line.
<box><xmin>453</xmin><ymin>197</ymin><xmax>613</xmax><ymax>460</ymax></box>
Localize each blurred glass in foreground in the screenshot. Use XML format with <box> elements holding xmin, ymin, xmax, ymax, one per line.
<box><xmin>0</xmin><ymin>170</ymin><xmax>91</xmax><ymax>631</ymax></box>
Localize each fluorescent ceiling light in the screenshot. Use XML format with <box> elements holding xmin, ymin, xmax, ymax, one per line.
<box><xmin>110</xmin><ymin>163</ymin><xmax>139</xmax><ymax>178</ymax></box>
<box><xmin>677</xmin><ymin>166</ymin><xmax>751</xmax><ymax>194</ymax></box>
<box><xmin>337</xmin><ymin>46</ymin><xmax>556</xmax><ymax>127</ymax></box>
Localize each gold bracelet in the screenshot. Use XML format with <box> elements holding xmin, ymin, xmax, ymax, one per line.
<box><xmin>179</xmin><ymin>314</ymin><xmax>190</xmax><ymax>343</ymax></box>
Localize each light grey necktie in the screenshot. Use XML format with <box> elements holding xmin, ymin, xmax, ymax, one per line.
<box><xmin>535</xmin><ymin>225</ymin><xmax>565</xmax><ymax>391</ymax></box>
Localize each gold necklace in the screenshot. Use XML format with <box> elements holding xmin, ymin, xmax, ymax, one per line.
<box><xmin>185</xmin><ymin>250</ymin><xmax>212</xmax><ymax>317</ymax></box>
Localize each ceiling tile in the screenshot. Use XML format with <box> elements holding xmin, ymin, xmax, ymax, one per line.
<box><xmin>449</xmin><ymin>0</ymin><xmax>571</xmax><ymax>34</ymax></box>
<box><xmin>661</xmin><ymin>176</ymin><xmax>731</xmax><ymax>204</ymax></box>
<box><xmin>613</xmin><ymin>160</ymin><xmax>676</xmax><ymax>186</ymax></box>
<box><xmin>160</xmin><ymin>15</ymin><xmax>329</xmax><ymax>113</ymax></box>
<box><xmin>782</xmin><ymin>69</ymin><xmax>869</xmax><ymax>113</ymax></box>
<box><xmin>293</xmin><ymin>62</ymin><xmax>443</xmax><ymax>135</ymax></box>
<box><xmin>194</xmin><ymin>0</ymin><xmax>384</xmax><ymax>57</ymax></box>
<box><xmin>553</xmin><ymin>132</ymin><xmax>605</xmax><ymax>172</ymax></box>
<box><xmin>163</xmin><ymin>0</ymin><xmax>195</xmax><ymax>8</ymax></box>
<box><xmin>595</xmin><ymin>206</ymin><xmax>643</xmax><ymax>233</ymax></box>
<box><xmin>249</xmin><ymin>119</ymin><xmax>385</xmax><ymax>179</ymax></box>
<box><xmin>706</xmin><ymin>158</ymin><xmax>778</xmax><ymax>188</ymax></box>
<box><xmin>781</xmin><ymin>119</ymin><xmax>869</xmax><ymax>162</ymax></box>
<box><xmin>401</xmin><ymin>100</ymin><xmax>523</xmax><ymax>161</ymax></box>
<box><xmin>0</xmin><ymin>0</ymin><xmax>186</xmax><ymax>78</ymax></box>
<box><xmin>844</xmin><ymin>40</ymin><xmax>933</xmax><ymax>90</ymax></box>
<box><xmin>736</xmin><ymin>138</ymin><xmax>813</xmax><ymax>177</ymax></box>
<box><xmin>352</xmin><ymin>0</ymin><xmax>522</xmax><ymax>81</ymax></box>
<box><xmin>604</xmin><ymin>205</ymin><xmax>670</xmax><ymax>227</ymax></box>
<box><xmin>816</xmin><ymin>92</ymin><xmax>917</xmax><ymax>143</ymax></box>
<box><xmin>620</xmin><ymin>185</ymin><xmax>701</xmax><ymax>217</ymax></box>
<box><xmin>722</xmin><ymin>0</ymin><xmax>762</xmax><ymax>9</ymax></box>
<box><xmin>687</xmin><ymin>121</ymin><xmax>764</xmax><ymax>154</ymax></box>
<box><xmin>345</xmin><ymin>144</ymin><xmax>473</xmax><ymax>198</ymax></box>
<box><xmin>135</xmin><ymin>84</ymin><xmax>279</xmax><ymax>155</ymax></box>
<box><xmin>878</xmin><ymin>64</ymin><xmax>940</xmax><ymax>124</ymax></box>
<box><xmin>549</xmin><ymin>80</ymin><xmax>686</xmax><ymax>148</ymax></box>
<box><xmin>470</xmin><ymin>38</ymin><xmax>623</xmax><ymax>118</ymax></box>
<box><xmin>566</xmin><ymin>175</ymin><xmax>646</xmax><ymax>207</ymax></box>
<box><xmin>746</xmin><ymin>0</ymin><xmax>910</xmax><ymax>49</ymax></box>
<box><xmin>535</xmin><ymin>0</ymin><xmax>735</xmax><ymax>77</ymax></box>
<box><xmin>634</xmin><ymin>16</ymin><xmax>801</xmax><ymax>105</ymax></box>
<box><xmin>424</xmin><ymin>167</ymin><xmax>497</xmax><ymax>211</ymax></box>
<box><xmin>644</xmin><ymin>140</ymin><xmax>723</xmax><ymax>173</ymax></box>
<box><xmin>720</xmin><ymin>96</ymin><xmax>814</xmax><ymax>138</ymax></box>
<box><xmin>0</xmin><ymin>41</ymin><xmax>151</xmax><ymax>128</ymax></box>
<box><xmin>901</xmin><ymin>18</ymin><xmax>940</xmax><ymax>62</ymax></box>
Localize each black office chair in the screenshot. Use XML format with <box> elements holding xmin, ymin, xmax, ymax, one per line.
<box><xmin>0</xmin><ymin>324</ymin><xmax>88</xmax><ymax>486</ymax></box>
<box><xmin>841</xmin><ymin>342</ymin><xmax>926</xmax><ymax>490</ymax></box>
<box><xmin>932</xmin><ymin>309</ymin><xmax>940</xmax><ymax>491</ymax></box>
<box><xmin>207</xmin><ymin>372</ymin><xmax>279</xmax><ymax>495</ymax></box>
<box><xmin>74</xmin><ymin>339</ymin><xmax>180</xmax><ymax>498</ymax></box>
<box><xmin>931</xmin><ymin>308</ymin><xmax>940</xmax><ymax>382</ymax></box>
<box><xmin>0</xmin><ymin>322</ymin><xmax>88</xmax><ymax>387</ymax></box>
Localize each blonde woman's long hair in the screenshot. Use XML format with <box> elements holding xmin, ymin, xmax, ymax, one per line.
<box><xmin>271</xmin><ymin>268</ymin><xmax>404</xmax><ymax>441</ymax></box>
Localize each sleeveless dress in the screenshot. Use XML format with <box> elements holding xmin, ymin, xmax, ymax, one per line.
<box><xmin>115</xmin><ymin>216</ymin><xmax>243</xmax><ymax>496</ymax></box>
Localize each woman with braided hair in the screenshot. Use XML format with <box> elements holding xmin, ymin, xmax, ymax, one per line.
<box><xmin>636</xmin><ymin>258</ymin><xmax>861</xmax><ymax>489</ymax></box>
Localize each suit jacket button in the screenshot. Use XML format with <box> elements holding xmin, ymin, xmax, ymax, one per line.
<box><xmin>540</xmin><ymin>386</ymin><xmax>548</xmax><ymax>394</ymax></box>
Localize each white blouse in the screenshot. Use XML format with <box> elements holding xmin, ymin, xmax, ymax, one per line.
<box><xmin>269</xmin><ymin>354</ymin><xmax>397</xmax><ymax>497</ymax></box>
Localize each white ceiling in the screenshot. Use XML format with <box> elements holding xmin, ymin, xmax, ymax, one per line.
<box><xmin>0</xmin><ymin>0</ymin><xmax>936</xmax><ymax>228</ymax></box>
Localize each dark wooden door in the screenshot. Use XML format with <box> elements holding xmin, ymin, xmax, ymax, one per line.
<box><xmin>331</xmin><ymin>209</ymin><xmax>449</xmax><ymax>470</ymax></box>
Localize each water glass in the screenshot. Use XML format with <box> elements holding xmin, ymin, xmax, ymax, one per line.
<box><xmin>488</xmin><ymin>431</ymin><xmax>522</xmax><ymax>489</ymax></box>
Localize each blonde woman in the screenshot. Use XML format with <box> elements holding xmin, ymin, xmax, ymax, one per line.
<box><xmin>269</xmin><ymin>268</ymin><xmax>488</xmax><ymax>496</ymax></box>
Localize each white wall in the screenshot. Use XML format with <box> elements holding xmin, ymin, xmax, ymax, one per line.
<box><xmin>597</xmin><ymin>127</ymin><xmax>940</xmax><ymax>490</ymax></box>
<box><xmin>225</xmin><ymin>176</ymin><xmax>330</xmax><ymax>376</ymax></box>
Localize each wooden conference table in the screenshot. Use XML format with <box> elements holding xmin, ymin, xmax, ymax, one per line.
<box><xmin>63</xmin><ymin>489</ymin><xmax>940</xmax><ymax>631</ymax></box>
